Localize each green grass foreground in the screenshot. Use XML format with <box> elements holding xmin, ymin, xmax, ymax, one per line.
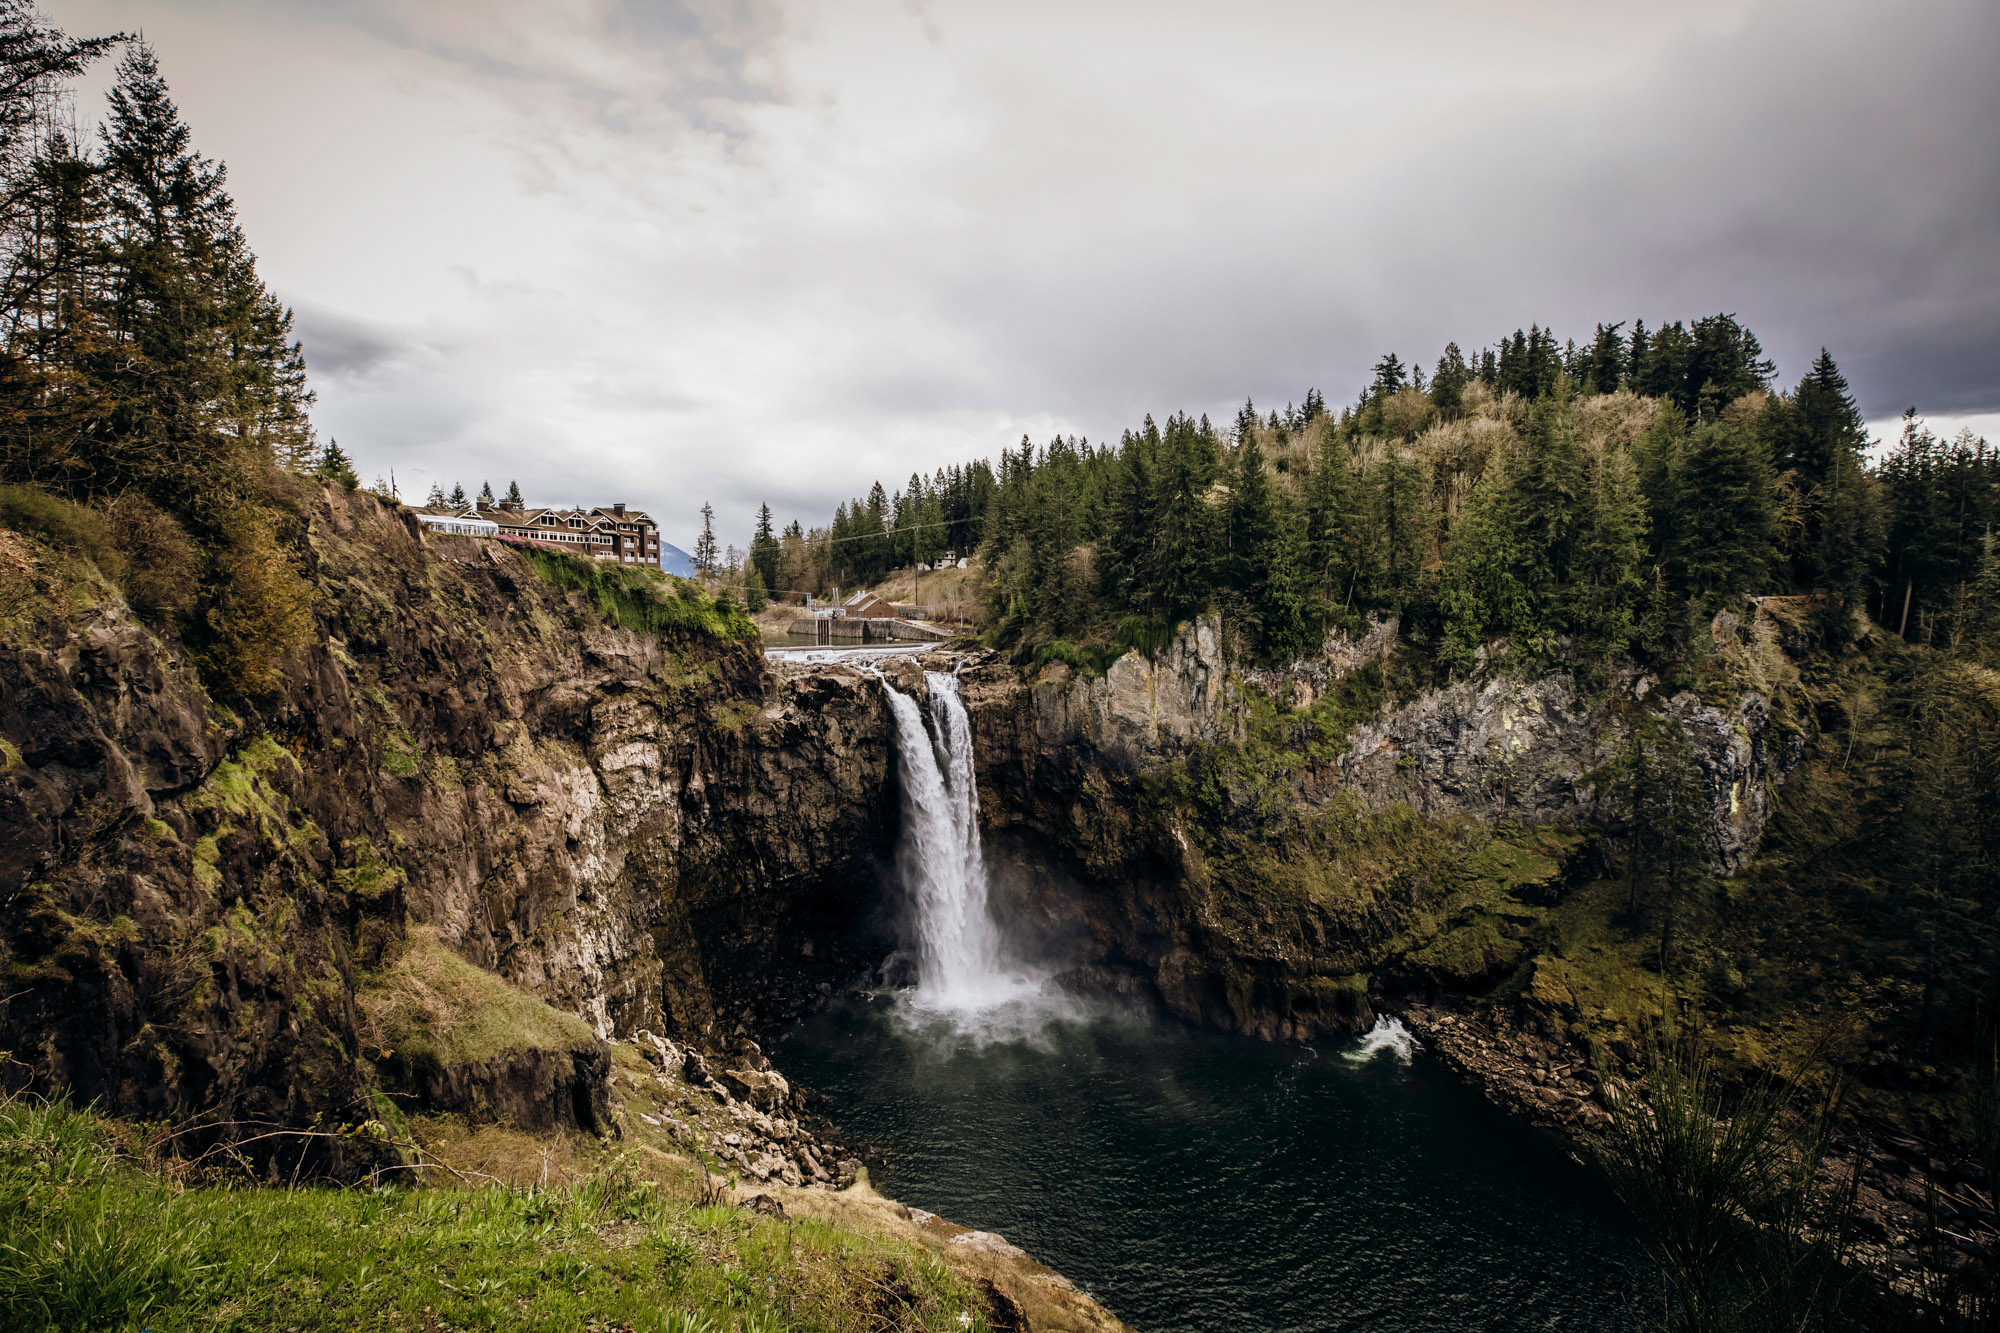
<box><xmin>0</xmin><ymin>1097</ymin><xmax>994</xmax><ymax>1333</ymax></box>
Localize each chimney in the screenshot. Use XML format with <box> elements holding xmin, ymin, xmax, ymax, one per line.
<box><xmin>613</xmin><ymin>502</ymin><xmax>626</xmax><ymax>518</ymax></box>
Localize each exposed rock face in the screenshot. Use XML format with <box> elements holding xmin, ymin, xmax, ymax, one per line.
<box><xmin>957</xmin><ymin>608</ymin><xmax>1808</xmax><ymax>1039</ymax></box>
<box><xmin>1012</xmin><ymin>614</ymin><xmax>1241</xmax><ymax>768</ymax></box>
<box><xmin>967</xmin><ymin>611</ymin><xmax>1798</xmax><ymax>876</ymax></box>
<box><xmin>0</xmin><ymin>484</ymin><xmax>1809</xmax><ymax>1158</ymax></box>
<box><xmin>0</xmin><ymin>488</ymin><xmax>899</xmax><ymax>1162</ymax></box>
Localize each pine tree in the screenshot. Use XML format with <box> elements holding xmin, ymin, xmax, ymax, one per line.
<box><xmin>1305</xmin><ymin>433</ymin><xmax>1365</xmax><ymax>615</ymax></box>
<box><xmin>315</xmin><ymin>438</ymin><xmax>357</xmax><ymax>489</ymax></box>
<box><xmin>1964</xmin><ymin>532</ymin><xmax>2000</xmax><ymax>663</ymax></box>
<box><xmin>693</xmin><ymin>501</ymin><xmax>719</xmax><ymax>575</ymax></box>
<box><xmin>505</xmin><ymin>479</ymin><xmax>523</xmax><ymax>508</ymax></box>
<box><xmin>1671</xmin><ymin>418</ymin><xmax>1779</xmax><ymax>602</ymax></box>
<box><xmin>1370</xmin><ymin>353</ymin><xmax>1407</xmax><ymax>401</ymax></box>
<box><xmin>1583</xmin><ymin>322</ymin><xmax>1627</xmax><ymax>395</ymax></box>
<box><xmin>1765</xmin><ymin>350</ymin><xmax>1879</xmax><ymax>640</ymax></box>
<box><xmin>749</xmin><ymin>502</ymin><xmax>779</xmax><ymax>594</ymax></box>
<box><xmin>479</xmin><ymin>480</ymin><xmax>494</xmax><ymax>502</ymax></box>
<box><xmin>1570</xmin><ymin>443</ymin><xmax>1647</xmax><ymax>655</ymax></box>
<box><xmin>425</xmin><ymin>482</ymin><xmax>447</xmax><ymax>507</ymax></box>
<box><xmin>1149</xmin><ymin>415</ymin><xmax>1216</xmax><ymax>624</ymax></box>
<box><xmin>1100</xmin><ymin>426</ymin><xmax>1156</xmax><ymax>611</ymax></box>
<box><xmin>742</xmin><ymin>565</ymin><xmax>768</xmax><ymax>612</ymax></box>
<box><xmin>1375</xmin><ymin>444</ymin><xmax>1427</xmax><ymax>611</ymax></box>
<box><xmin>1222</xmin><ymin>439</ymin><xmax>1307</xmax><ymax>656</ymax></box>
<box><xmin>1625</xmin><ymin>319</ymin><xmax>1649</xmax><ymax>385</ymax></box>
<box><xmin>1619</xmin><ymin>713</ymin><xmax>1710</xmax><ymax>962</ymax></box>
<box><xmin>1431</xmin><ymin>342</ymin><xmax>1470</xmax><ymax>416</ymax></box>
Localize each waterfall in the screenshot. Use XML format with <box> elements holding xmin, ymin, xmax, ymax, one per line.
<box><xmin>879</xmin><ymin>670</ymin><xmax>1053</xmax><ymax>1023</ymax></box>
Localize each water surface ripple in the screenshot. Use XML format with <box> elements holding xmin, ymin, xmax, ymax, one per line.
<box><xmin>780</xmin><ymin>1002</ymin><xmax>1647</xmax><ymax>1332</ymax></box>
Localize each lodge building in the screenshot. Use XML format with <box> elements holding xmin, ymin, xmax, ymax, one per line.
<box><xmin>413</xmin><ymin>498</ymin><xmax>662</xmax><ymax>566</ymax></box>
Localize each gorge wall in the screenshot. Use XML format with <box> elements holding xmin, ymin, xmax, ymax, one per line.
<box><xmin>0</xmin><ymin>488</ymin><xmax>905</xmax><ymax>1164</ymax></box>
<box><xmin>1</xmin><ymin>484</ymin><xmax>1815</xmax><ymax>1157</ymax></box>
<box><xmin>956</xmin><ymin>610</ymin><xmax>1810</xmax><ymax>1043</ymax></box>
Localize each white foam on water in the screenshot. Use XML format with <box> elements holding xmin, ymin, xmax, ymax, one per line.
<box><xmin>878</xmin><ymin>669</ymin><xmax>1079</xmax><ymax>1043</ymax></box>
<box><xmin>1343</xmin><ymin>1015</ymin><xmax>1421</xmax><ymax>1065</ymax></box>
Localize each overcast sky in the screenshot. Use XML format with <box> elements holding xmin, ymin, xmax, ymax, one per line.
<box><xmin>61</xmin><ymin>0</ymin><xmax>2000</xmax><ymax>546</ymax></box>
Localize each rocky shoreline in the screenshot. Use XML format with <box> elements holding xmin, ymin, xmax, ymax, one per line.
<box><xmin>1391</xmin><ymin>998</ymin><xmax>1996</xmax><ymax>1299</ymax></box>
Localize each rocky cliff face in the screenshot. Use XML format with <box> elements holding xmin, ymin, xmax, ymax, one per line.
<box><xmin>0</xmin><ymin>488</ymin><xmax>901</xmax><ymax>1164</ymax></box>
<box><xmin>0</xmin><ymin>485</ymin><xmax>1814</xmax><ymax>1156</ymax></box>
<box><xmin>955</xmin><ymin>610</ymin><xmax>1808</xmax><ymax>1040</ymax></box>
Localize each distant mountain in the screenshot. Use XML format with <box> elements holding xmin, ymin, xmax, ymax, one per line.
<box><xmin>658</xmin><ymin>542</ymin><xmax>698</xmax><ymax>578</ymax></box>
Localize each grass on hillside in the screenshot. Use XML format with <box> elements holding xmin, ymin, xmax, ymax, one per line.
<box><xmin>358</xmin><ymin>928</ymin><xmax>599</xmax><ymax>1074</ymax></box>
<box><xmin>0</xmin><ymin>1094</ymin><xmax>999</xmax><ymax>1333</ymax></box>
<box><xmin>520</xmin><ymin>547</ymin><xmax>757</xmax><ymax>642</ymax></box>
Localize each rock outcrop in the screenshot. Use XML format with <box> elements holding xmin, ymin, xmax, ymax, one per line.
<box><xmin>955</xmin><ymin>607</ymin><xmax>1809</xmax><ymax>1040</ymax></box>
<box><xmin>0</xmin><ymin>488</ymin><xmax>901</xmax><ymax>1165</ymax></box>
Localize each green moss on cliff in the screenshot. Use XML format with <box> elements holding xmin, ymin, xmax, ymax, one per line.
<box><xmin>358</xmin><ymin>929</ymin><xmax>595</xmax><ymax>1070</ymax></box>
<box><xmin>334</xmin><ymin>837</ymin><xmax>405</xmax><ymax>900</ymax></box>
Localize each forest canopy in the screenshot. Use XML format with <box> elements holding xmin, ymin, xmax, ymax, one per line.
<box><xmin>792</xmin><ymin>316</ymin><xmax>1995</xmax><ymax>675</ymax></box>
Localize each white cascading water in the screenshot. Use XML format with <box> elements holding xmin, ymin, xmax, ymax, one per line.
<box><xmin>879</xmin><ymin>670</ymin><xmax>1059</xmax><ymax>1028</ymax></box>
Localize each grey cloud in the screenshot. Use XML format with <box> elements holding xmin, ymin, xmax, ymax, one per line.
<box><xmin>934</xmin><ymin>0</ymin><xmax>2000</xmax><ymax>428</ymax></box>
<box><xmin>137</xmin><ymin>0</ymin><xmax>1996</xmax><ymax>546</ymax></box>
<box><xmin>290</xmin><ymin>303</ymin><xmax>420</xmax><ymax>383</ymax></box>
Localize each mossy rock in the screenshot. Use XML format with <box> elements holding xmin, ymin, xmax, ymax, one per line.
<box><xmin>1406</xmin><ymin>912</ymin><xmax>1532</xmax><ymax>988</ymax></box>
<box><xmin>358</xmin><ymin>929</ymin><xmax>609</xmax><ymax>1132</ymax></box>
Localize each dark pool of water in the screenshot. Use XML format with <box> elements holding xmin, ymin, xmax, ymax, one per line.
<box><xmin>779</xmin><ymin>998</ymin><xmax>1649</xmax><ymax>1333</ymax></box>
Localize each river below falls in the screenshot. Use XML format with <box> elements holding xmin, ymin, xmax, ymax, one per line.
<box><xmin>778</xmin><ymin>997</ymin><xmax>1649</xmax><ymax>1332</ymax></box>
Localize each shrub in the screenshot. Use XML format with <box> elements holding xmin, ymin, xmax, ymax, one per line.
<box><xmin>194</xmin><ymin>514</ymin><xmax>315</xmax><ymax>700</ymax></box>
<box><xmin>105</xmin><ymin>493</ymin><xmax>199</xmax><ymax>623</ymax></box>
<box><xmin>0</xmin><ymin>484</ymin><xmax>123</xmax><ymax>579</ymax></box>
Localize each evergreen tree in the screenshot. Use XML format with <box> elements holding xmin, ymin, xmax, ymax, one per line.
<box><xmin>425</xmin><ymin>482</ymin><xmax>446</xmax><ymax>507</ymax></box>
<box><xmin>1221</xmin><ymin>439</ymin><xmax>1308</xmax><ymax>657</ymax></box>
<box><xmin>1619</xmin><ymin>714</ymin><xmax>1710</xmax><ymax>964</ymax></box>
<box><xmin>1370</xmin><ymin>353</ymin><xmax>1407</xmax><ymax>399</ymax></box>
<box><xmin>1670</xmin><ymin>418</ymin><xmax>1780</xmax><ymax>602</ymax></box>
<box><xmin>1765</xmin><ymin>350</ymin><xmax>1878</xmax><ymax>639</ymax></box>
<box><xmin>1625</xmin><ymin>319</ymin><xmax>1649</xmax><ymax>385</ymax></box>
<box><xmin>1570</xmin><ymin>443</ymin><xmax>1647</xmax><ymax>655</ymax></box>
<box><xmin>505</xmin><ymin>479</ymin><xmax>523</xmax><ymax>507</ymax></box>
<box><xmin>447</xmin><ymin>482</ymin><xmax>467</xmax><ymax>508</ymax></box>
<box><xmin>1431</xmin><ymin>342</ymin><xmax>1470</xmax><ymax>416</ymax></box>
<box><xmin>1099</xmin><ymin>426</ymin><xmax>1157</xmax><ymax>614</ymax></box>
<box><xmin>693</xmin><ymin>501</ymin><xmax>718</xmax><ymax>575</ymax></box>
<box><xmin>479</xmin><ymin>480</ymin><xmax>493</xmax><ymax>502</ymax></box>
<box><xmin>1149</xmin><ymin>415</ymin><xmax>1217</xmax><ymax>624</ymax></box>
<box><xmin>315</xmin><ymin>438</ymin><xmax>357</xmax><ymax>489</ymax></box>
<box><xmin>1305</xmin><ymin>432</ymin><xmax>1367</xmax><ymax>615</ymax></box>
<box><xmin>749</xmin><ymin>501</ymin><xmax>779</xmax><ymax>594</ymax></box>
<box><xmin>1582</xmin><ymin>322</ymin><xmax>1627</xmax><ymax>395</ymax></box>
<box><xmin>1686</xmin><ymin>313</ymin><xmax>1773</xmax><ymax>409</ymax></box>
<box><xmin>1442</xmin><ymin>392</ymin><xmax>1586</xmax><ymax>662</ymax></box>
<box><xmin>1374</xmin><ymin>443</ymin><xmax>1427</xmax><ymax>610</ymax></box>
<box><xmin>742</xmin><ymin>565</ymin><xmax>768</xmax><ymax>613</ymax></box>
<box><xmin>1964</xmin><ymin>532</ymin><xmax>2000</xmax><ymax>663</ymax></box>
